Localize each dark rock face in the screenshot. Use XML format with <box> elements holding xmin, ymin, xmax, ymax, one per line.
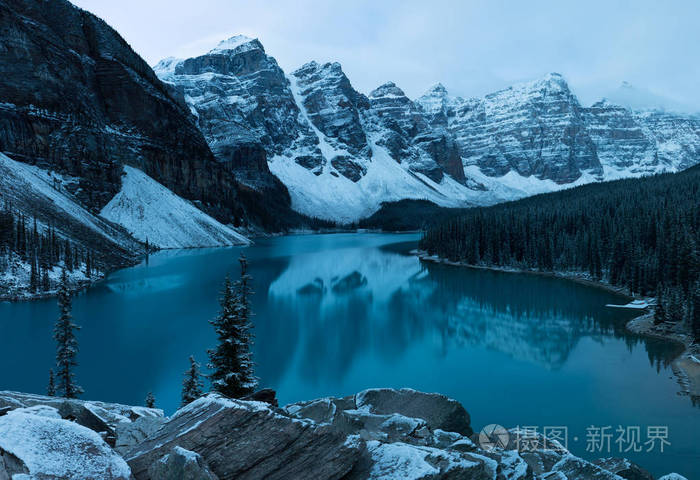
<box><xmin>0</xmin><ymin>449</ymin><xmax>29</xmax><ymax>480</ymax></box>
<box><xmin>292</xmin><ymin>61</ymin><xmax>371</xmax><ymax>159</ymax></box>
<box><xmin>290</xmin><ymin>61</ymin><xmax>371</xmax><ymax>181</ymax></box>
<box><xmin>156</xmin><ymin>36</ymin><xmax>321</xmax><ymax>188</ymax></box>
<box><xmin>354</xmin><ymin>388</ymin><xmax>473</xmax><ymax>437</ymax></box>
<box><xmin>0</xmin><ymin>0</ymin><xmax>238</xmax><ymax>218</ymax></box>
<box><xmin>367</xmin><ymin>82</ymin><xmax>466</xmax><ymax>183</ymax></box>
<box><xmin>126</xmin><ymin>395</ymin><xmax>360</xmax><ymax>480</ymax></box>
<box><xmin>148</xmin><ymin>447</ymin><xmax>219</xmax><ymax>480</ymax></box>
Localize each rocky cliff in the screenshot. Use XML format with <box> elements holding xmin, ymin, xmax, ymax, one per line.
<box><xmin>0</xmin><ymin>0</ymin><xmax>241</xmax><ymax>222</ymax></box>
<box><xmin>417</xmin><ymin>76</ymin><xmax>700</xmax><ymax>185</ymax></box>
<box><xmin>0</xmin><ymin>389</ymin><xmax>687</xmax><ymax>480</ymax></box>
<box><xmin>418</xmin><ymin>74</ymin><xmax>602</xmax><ymax>184</ymax></box>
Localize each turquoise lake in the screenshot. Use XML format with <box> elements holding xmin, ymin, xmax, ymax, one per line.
<box><xmin>0</xmin><ymin>233</ymin><xmax>697</xmax><ymax>478</ymax></box>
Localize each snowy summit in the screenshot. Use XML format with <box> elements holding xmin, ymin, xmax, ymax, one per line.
<box><xmin>209</xmin><ymin>35</ymin><xmax>259</xmax><ymax>54</ymax></box>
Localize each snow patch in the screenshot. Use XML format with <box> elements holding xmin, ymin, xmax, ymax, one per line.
<box><xmin>209</xmin><ymin>35</ymin><xmax>258</xmax><ymax>54</ymax></box>
<box><xmin>366</xmin><ymin>441</ymin><xmax>480</xmax><ymax>480</ymax></box>
<box><xmin>0</xmin><ymin>410</ymin><xmax>132</xmax><ymax>479</ymax></box>
<box><xmin>100</xmin><ymin>166</ymin><xmax>249</xmax><ymax>249</ymax></box>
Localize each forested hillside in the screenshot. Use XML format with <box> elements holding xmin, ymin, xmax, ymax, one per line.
<box><xmin>420</xmin><ymin>166</ymin><xmax>700</xmax><ymax>340</ymax></box>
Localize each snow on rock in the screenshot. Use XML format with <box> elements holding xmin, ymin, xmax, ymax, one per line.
<box><xmin>0</xmin><ymin>409</ymin><xmax>132</xmax><ymax>479</ymax></box>
<box><xmin>209</xmin><ymin>35</ymin><xmax>259</xmax><ymax>54</ymax></box>
<box><xmin>101</xmin><ymin>166</ymin><xmax>249</xmax><ymax>249</ymax></box>
<box><xmin>365</xmin><ymin>441</ymin><xmax>483</xmax><ymax>480</ymax></box>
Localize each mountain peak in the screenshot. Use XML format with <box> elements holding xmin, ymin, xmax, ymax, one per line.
<box><xmin>540</xmin><ymin>72</ymin><xmax>568</xmax><ymax>88</ymax></box>
<box><xmin>425</xmin><ymin>83</ymin><xmax>448</xmax><ymax>96</ymax></box>
<box><xmin>209</xmin><ymin>35</ymin><xmax>262</xmax><ymax>55</ymax></box>
<box><xmin>369</xmin><ymin>82</ymin><xmax>406</xmax><ymax>98</ymax></box>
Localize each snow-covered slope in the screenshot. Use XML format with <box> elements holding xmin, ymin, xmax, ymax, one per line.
<box><xmin>0</xmin><ymin>153</ymin><xmax>140</xmax><ymax>256</ymax></box>
<box><xmin>101</xmin><ymin>166</ymin><xmax>249</xmax><ymax>249</ymax></box>
<box><xmin>0</xmin><ymin>153</ymin><xmax>143</xmax><ymax>297</ymax></box>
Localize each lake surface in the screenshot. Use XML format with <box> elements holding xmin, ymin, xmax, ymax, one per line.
<box><xmin>0</xmin><ymin>233</ymin><xmax>697</xmax><ymax>478</ymax></box>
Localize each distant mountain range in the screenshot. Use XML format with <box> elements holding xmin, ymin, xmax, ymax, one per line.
<box><xmin>156</xmin><ymin>36</ymin><xmax>700</xmax><ymax>222</ymax></box>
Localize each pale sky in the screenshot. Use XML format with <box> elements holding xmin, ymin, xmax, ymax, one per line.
<box><xmin>72</xmin><ymin>0</ymin><xmax>700</xmax><ymax>112</ymax></box>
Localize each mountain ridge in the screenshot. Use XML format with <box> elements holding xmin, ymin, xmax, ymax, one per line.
<box><xmin>156</xmin><ymin>39</ymin><xmax>700</xmax><ymax>222</ymax></box>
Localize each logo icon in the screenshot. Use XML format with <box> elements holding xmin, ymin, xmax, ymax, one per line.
<box><xmin>479</xmin><ymin>424</ymin><xmax>509</xmax><ymax>451</ymax></box>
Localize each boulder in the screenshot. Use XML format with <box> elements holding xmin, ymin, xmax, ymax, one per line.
<box><xmin>549</xmin><ymin>455</ymin><xmax>625</xmax><ymax>480</ymax></box>
<box><xmin>148</xmin><ymin>446</ymin><xmax>218</xmax><ymax>480</ymax></box>
<box><xmin>114</xmin><ymin>415</ymin><xmax>168</xmax><ymax>456</ymax></box>
<box><xmin>241</xmin><ymin>388</ymin><xmax>278</xmax><ymax>407</ymax></box>
<box><xmin>355</xmin><ymin>388</ymin><xmax>473</xmax><ymax>437</ymax></box>
<box><xmin>0</xmin><ymin>391</ymin><xmax>163</xmax><ymax>447</ymax></box>
<box><xmin>593</xmin><ymin>458</ymin><xmax>654</xmax><ymax>480</ymax></box>
<box><xmin>0</xmin><ymin>407</ymin><xmax>132</xmax><ymax>479</ymax></box>
<box><xmin>0</xmin><ymin>449</ymin><xmax>29</xmax><ymax>480</ymax></box>
<box><xmin>126</xmin><ymin>394</ymin><xmax>362</xmax><ymax>480</ymax></box>
<box><xmin>344</xmin><ymin>440</ymin><xmax>494</xmax><ymax>480</ymax></box>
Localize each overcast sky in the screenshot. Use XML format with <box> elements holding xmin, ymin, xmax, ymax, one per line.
<box><xmin>72</xmin><ymin>0</ymin><xmax>700</xmax><ymax>111</ymax></box>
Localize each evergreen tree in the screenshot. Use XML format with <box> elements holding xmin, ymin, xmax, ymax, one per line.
<box><xmin>691</xmin><ymin>281</ymin><xmax>700</xmax><ymax>342</ymax></box>
<box><xmin>54</xmin><ymin>269</ymin><xmax>83</xmax><ymax>398</ymax></box>
<box><xmin>47</xmin><ymin>369</ymin><xmax>56</xmax><ymax>397</ymax></box>
<box><xmin>207</xmin><ymin>254</ymin><xmax>258</xmax><ymax>398</ymax></box>
<box><xmin>145</xmin><ymin>391</ymin><xmax>156</xmax><ymax>408</ymax></box>
<box><xmin>85</xmin><ymin>251</ymin><xmax>92</xmax><ymax>278</ymax></box>
<box><xmin>181</xmin><ymin>355</ymin><xmax>204</xmax><ymax>406</ymax></box>
<box><xmin>64</xmin><ymin>240</ymin><xmax>73</xmax><ymax>272</ymax></box>
<box><xmin>30</xmin><ymin>250</ymin><xmax>39</xmax><ymax>293</ymax></box>
<box><xmin>654</xmin><ymin>285</ymin><xmax>666</xmax><ymax>325</ymax></box>
<box><xmin>41</xmin><ymin>265</ymin><xmax>50</xmax><ymax>291</ymax></box>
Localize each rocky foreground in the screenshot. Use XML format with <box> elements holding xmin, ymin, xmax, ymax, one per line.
<box><xmin>0</xmin><ymin>389</ymin><xmax>687</xmax><ymax>480</ymax></box>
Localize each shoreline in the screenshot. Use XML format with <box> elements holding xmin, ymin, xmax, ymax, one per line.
<box><xmin>415</xmin><ymin>250</ymin><xmax>700</xmax><ymax>400</ymax></box>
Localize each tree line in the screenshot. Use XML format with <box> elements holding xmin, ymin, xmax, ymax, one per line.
<box><xmin>420</xmin><ymin>166</ymin><xmax>700</xmax><ymax>341</ymax></box>
<box><xmin>49</xmin><ymin>253</ymin><xmax>259</xmax><ymax>409</ymax></box>
<box><xmin>0</xmin><ymin>203</ymin><xmax>99</xmax><ymax>294</ymax></box>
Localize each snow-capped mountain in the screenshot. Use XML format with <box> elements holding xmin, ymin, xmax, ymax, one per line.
<box><xmin>158</xmin><ymin>39</ymin><xmax>486</xmax><ymax>222</ymax></box>
<box><xmin>417</xmin><ymin>73</ymin><xmax>602</xmax><ymax>184</ymax></box>
<box><xmin>158</xmin><ymin>38</ymin><xmax>700</xmax><ymax>223</ymax></box>
<box><xmin>419</xmin><ymin>75</ymin><xmax>700</xmax><ymax>183</ymax></box>
<box><xmin>154</xmin><ymin>36</ymin><xmax>318</xmax><ymax>193</ymax></box>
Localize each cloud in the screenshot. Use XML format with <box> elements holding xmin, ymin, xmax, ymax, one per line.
<box><xmin>73</xmin><ymin>0</ymin><xmax>700</xmax><ymax>112</ymax></box>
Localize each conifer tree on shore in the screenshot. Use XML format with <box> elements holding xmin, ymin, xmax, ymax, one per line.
<box><xmin>181</xmin><ymin>355</ymin><xmax>204</xmax><ymax>406</ymax></box>
<box><xmin>208</xmin><ymin>254</ymin><xmax>258</xmax><ymax>398</ymax></box>
<box><xmin>47</xmin><ymin>369</ymin><xmax>56</xmax><ymax>397</ymax></box>
<box><xmin>54</xmin><ymin>269</ymin><xmax>83</xmax><ymax>398</ymax></box>
<box><xmin>145</xmin><ymin>392</ymin><xmax>155</xmax><ymax>408</ymax></box>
